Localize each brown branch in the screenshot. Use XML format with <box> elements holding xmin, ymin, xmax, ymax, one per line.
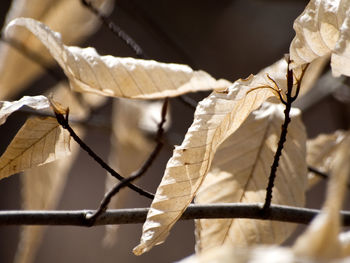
<box><xmin>52</xmin><ymin>107</ymin><xmax>154</xmax><ymax>200</ymax></box>
<box><xmin>1</xmin><ymin>204</ymin><xmax>350</xmax><ymax>226</ymax></box>
<box><xmin>86</xmin><ymin>99</ymin><xmax>168</xmax><ymax>223</ymax></box>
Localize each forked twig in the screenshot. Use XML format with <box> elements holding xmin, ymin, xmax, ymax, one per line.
<box><xmin>86</xmin><ymin>99</ymin><xmax>168</xmax><ymax>224</ymax></box>
<box><xmin>51</xmin><ymin>101</ymin><xmax>154</xmax><ymax>200</ymax></box>
<box><xmin>262</xmin><ymin>58</ymin><xmax>309</xmax><ymax>212</ymax></box>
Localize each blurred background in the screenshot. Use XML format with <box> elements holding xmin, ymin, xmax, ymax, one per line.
<box><xmin>0</xmin><ymin>0</ymin><xmax>349</xmax><ymax>262</ymax></box>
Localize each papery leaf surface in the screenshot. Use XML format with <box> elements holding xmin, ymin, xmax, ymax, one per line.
<box><xmin>195</xmin><ymin>102</ymin><xmax>307</xmax><ymax>252</ymax></box>
<box><xmin>133</xmin><ymin>58</ymin><xmax>308</xmax><ymax>255</ymax></box>
<box><xmin>0</xmin><ymin>117</ymin><xmax>70</xmax><ymax>180</ymax></box>
<box><xmin>5</xmin><ymin>18</ymin><xmax>228</xmax><ymax>99</ymax></box>
<box><xmin>290</xmin><ymin>0</ymin><xmax>350</xmax><ymax>77</ymax></box>
<box><xmin>0</xmin><ymin>95</ymin><xmax>49</xmax><ymax>125</ymax></box>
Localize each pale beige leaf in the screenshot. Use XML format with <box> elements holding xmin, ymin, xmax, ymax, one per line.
<box><xmin>0</xmin><ymin>0</ymin><xmax>113</xmax><ymax>99</ymax></box>
<box><xmin>0</xmin><ymin>116</ymin><xmax>70</xmax><ymax>180</ymax></box>
<box><xmin>0</xmin><ymin>95</ymin><xmax>50</xmax><ymax>125</ymax></box>
<box><xmin>307</xmin><ymin>130</ymin><xmax>350</xmax><ymax>188</ymax></box>
<box><xmin>14</xmin><ymin>128</ymin><xmax>82</xmax><ymax>263</ymax></box>
<box><xmin>133</xmin><ymin>57</ymin><xmax>309</xmax><ymax>255</ymax></box>
<box><xmin>195</xmin><ymin>102</ymin><xmax>307</xmax><ymax>252</ymax></box>
<box><xmin>293</xmin><ymin>136</ymin><xmax>350</xmax><ymax>260</ymax></box>
<box><xmin>5</xmin><ymin>18</ymin><xmax>229</xmax><ymax>100</ymax></box>
<box><xmin>290</xmin><ymin>0</ymin><xmax>350</xmax><ymax>77</ymax></box>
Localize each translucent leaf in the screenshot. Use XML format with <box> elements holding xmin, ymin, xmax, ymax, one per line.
<box><xmin>14</xmin><ymin>129</ymin><xmax>82</xmax><ymax>263</ymax></box>
<box><xmin>0</xmin><ymin>116</ymin><xmax>70</xmax><ymax>180</ymax></box>
<box><xmin>5</xmin><ymin>18</ymin><xmax>229</xmax><ymax>100</ymax></box>
<box><xmin>178</xmin><ymin>138</ymin><xmax>350</xmax><ymax>263</ymax></box>
<box><xmin>307</xmin><ymin>130</ymin><xmax>350</xmax><ymax>188</ymax></box>
<box><xmin>133</xmin><ymin>58</ymin><xmax>308</xmax><ymax>255</ymax></box>
<box><xmin>290</xmin><ymin>0</ymin><xmax>350</xmax><ymax>77</ymax></box>
<box><xmin>0</xmin><ymin>95</ymin><xmax>50</xmax><ymax>125</ymax></box>
<box><xmin>195</xmin><ymin>102</ymin><xmax>307</xmax><ymax>252</ymax></box>
<box><xmin>0</xmin><ymin>0</ymin><xmax>113</xmax><ymax>99</ymax></box>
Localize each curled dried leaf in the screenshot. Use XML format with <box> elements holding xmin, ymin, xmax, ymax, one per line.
<box><xmin>0</xmin><ymin>95</ymin><xmax>50</xmax><ymax>125</ymax></box>
<box><xmin>5</xmin><ymin>18</ymin><xmax>228</xmax><ymax>100</ymax></box>
<box><xmin>290</xmin><ymin>0</ymin><xmax>350</xmax><ymax>77</ymax></box>
<box><xmin>133</xmin><ymin>58</ymin><xmax>308</xmax><ymax>255</ymax></box>
<box><xmin>195</xmin><ymin>102</ymin><xmax>307</xmax><ymax>252</ymax></box>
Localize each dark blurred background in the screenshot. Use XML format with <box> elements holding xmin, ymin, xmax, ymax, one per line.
<box><xmin>1</xmin><ymin>0</ymin><xmax>349</xmax><ymax>262</ymax></box>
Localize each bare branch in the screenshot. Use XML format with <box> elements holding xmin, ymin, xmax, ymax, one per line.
<box><xmin>86</xmin><ymin>99</ymin><xmax>168</xmax><ymax>223</ymax></box>
<box><xmin>1</xmin><ymin>204</ymin><xmax>350</xmax><ymax>226</ymax></box>
<box><xmin>52</xmin><ymin>108</ymin><xmax>154</xmax><ymax>200</ymax></box>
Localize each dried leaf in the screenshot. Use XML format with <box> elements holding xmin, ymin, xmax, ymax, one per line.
<box><xmin>14</xmin><ymin>128</ymin><xmax>82</xmax><ymax>263</ymax></box>
<box><xmin>307</xmin><ymin>130</ymin><xmax>350</xmax><ymax>188</ymax></box>
<box><xmin>195</xmin><ymin>102</ymin><xmax>307</xmax><ymax>252</ymax></box>
<box><xmin>0</xmin><ymin>116</ymin><xmax>70</xmax><ymax>180</ymax></box>
<box><xmin>290</xmin><ymin>0</ymin><xmax>350</xmax><ymax>77</ymax></box>
<box><xmin>179</xmin><ymin>138</ymin><xmax>350</xmax><ymax>263</ymax></box>
<box><xmin>133</xmin><ymin>58</ymin><xmax>308</xmax><ymax>255</ymax></box>
<box><xmin>5</xmin><ymin>18</ymin><xmax>229</xmax><ymax>100</ymax></box>
<box><xmin>293</xmin><ymin>136</ymin><xmax>350</xmax><ymax>260</ymax></box>
<box><xmin>0</xmin><ymin>0</ymin><xmax>113</xmax><ymax>99</ymax></box>
<box><xmin>0</xmin><ymin>95</ymin><xmax>50</xmax><ymax>125</ymax></box>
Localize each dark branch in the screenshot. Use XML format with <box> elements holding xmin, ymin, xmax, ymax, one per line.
<box><xmin>52</xmin><ymin>108</ymin><xmax>154</xmax><ymax>200</ymax></box>
<box><xmin>263</xmin><ymin>59</ymin><xmax>309</xmax><ymax>211</ymax></box>
<box><xmin>81</xmin><ymin>0</ymin><xmax>146</xmax><ymax>59</ymax></box>
<box><xmin>86</xmin><ymin>99</ymin><xmax>168</xmax><ymax>223</ymax></box>
<box><xmin>1</xmin><ymin>204</ymin><xmax>350</xmax><ymax>226</ymax></box>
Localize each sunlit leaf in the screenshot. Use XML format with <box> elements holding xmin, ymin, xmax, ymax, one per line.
<box><xmin>195</xmin><ymin>102</ymin><xmax>307</xmax><ymax>252</ymax></box>
<box><xmin>133</xmin><ymin>58</ymin><xmax>309</xmax><ymax>255</ymax></box>
<box><xmin>0</xmin><ymin>0</ymin><xmax>113</xmax><ymax>99</ymax></box>
<box><xmin>0</xmin><ymin>95</ymin><xmax>50</xmax><ymax>125</ymax></box>
<box><xmin>0</xmin><ymin>117</ymin><xmax>70</xmax><ymax>180</ymax></box>
<box><xmin>290</xmin><ymin>0</ymin><xmax>350</xmax><ymax>77</ymax></box>
<box><xmin>5</xmin><ymin>18</ymin><xmax>229</xmax><ymax>100</ymax></box>
<box><xmin>14</xmin><ymin>129</ymin><xmax>81</xmax><ymax>263</ymax></box>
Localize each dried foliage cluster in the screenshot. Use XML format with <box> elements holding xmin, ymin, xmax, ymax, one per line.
<box><xmin>0</xmin><ymin>0</ymin><xmax>350</xmax><ymax>262</ymax></box>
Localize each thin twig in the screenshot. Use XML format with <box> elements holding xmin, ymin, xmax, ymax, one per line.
<box><xmin>263</xmin><ymin>58</ymin><xmax>309</xmax><ymax>212</ymax></box>
<box><xmin>52</xmin><ymin>107</ymin><xmax>154</xmax><ymax>200</ymax></box>
<box><xmin>86</xmin><ymin>99</ymin><xmax>168</xmax><ymax>223</ymax></box>
<box><xmin>1</xmin><ymin>204</ymin><xmax>350</xmax><ymax>226</ymax></box>
<box><xmin>308</xmin><ymin>166</ymin><xmax>350</xmax><ymax>188</ymax></box>
<box><xmin>81</xmin><ymin>0</ymin><xmax>146</xmax><ymax>59</ymax></box>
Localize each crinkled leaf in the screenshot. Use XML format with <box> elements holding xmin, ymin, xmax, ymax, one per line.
<box><xmin>307</xmin><ymin>130</ymin><xmax>349</xmax><ymax>188</ymax></box>
<box><xmin>195</xmin><ymin>102</ymin><xmax>307</xmax><ymax>252</ymax></box>
<box><xmin>133</xmin><ymin>58</ymin><xmax>308</xmax><ymax>255</ymax></box>
<box><xmin>5</xmin><ymin>18</ymin><xmax>228</xmax><ymax>99</ymax></box>
<box><xmin>0</xmin><ymin>117</ymin><xmax>70</xmax><ymax>180</ymax></box>
<box><xmin>0</xmin><ymin>95</ymin><xmax>50</xmax><ymax>125</ymax></box>
<box><xmin>179</xmin><ymin>137</ymin><xmax>350</xmax><ymax>263</ymax></box>
<box><xmin>0</xmin><ymin>0</ymin><xmax>113</xmax><ymax>99</ymax></box>
<box><xmin>290</xmin><ymin>0</ymin><xmax>350</xmax><ymax>77</ymax></box>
